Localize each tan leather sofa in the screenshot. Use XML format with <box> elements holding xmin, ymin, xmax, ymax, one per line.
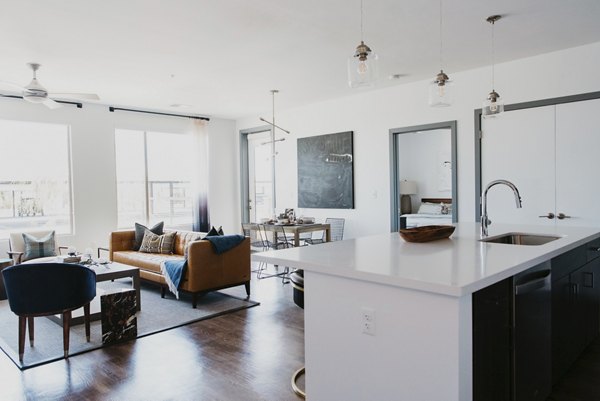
<box><xmin>109</xmin><ymin>230</ymin><xmax>250</xmax><ymax>308</ymax></box>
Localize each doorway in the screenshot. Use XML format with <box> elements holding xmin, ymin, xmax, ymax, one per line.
<box><xmin>240</xmin><ymin>126</ymin><xmax>274</xmax><ymax>223</ymax></box>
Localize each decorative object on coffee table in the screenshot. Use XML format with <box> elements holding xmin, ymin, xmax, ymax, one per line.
<box><xmin>101</xmin><ymin>289</ymin><xmax>137</xmax><ymax>344</ymax></box>
<box><xmin>399</xmin><ymin>225</ymin><xmax>455</xmax><ymax>243</ymax></box>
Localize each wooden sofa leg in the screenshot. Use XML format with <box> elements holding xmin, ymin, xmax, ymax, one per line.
<box><xmin>245</xmin><ymin>281</ymin><xmax>251</xmax><ymax>297</ymax></box>
<box><xmin>160</xmin><ymin>286</ymin><xmax>166</xmax><ymax>299</ymax></box>
<box><xmin>192</xmin><ymin>293</ymin><xmax>198</xmax><ymax>309</ymax></box>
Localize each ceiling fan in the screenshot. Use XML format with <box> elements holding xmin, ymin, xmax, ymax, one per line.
<box><xmin>0</xmin><ymin>62</ymin><xmax>100</xmax><ymax>109</ymax></box>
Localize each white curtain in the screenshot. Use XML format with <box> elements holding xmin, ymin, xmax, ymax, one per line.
<box><xmin>189</xmin><ymin>119</ymin><xmax>210</xmax><ymax>232</ymax></box>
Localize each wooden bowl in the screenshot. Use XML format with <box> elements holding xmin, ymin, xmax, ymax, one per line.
<box><xmin>399</xmin><ymin>225</ymin><xmax>456</xmax><ymax>243</ymax></box>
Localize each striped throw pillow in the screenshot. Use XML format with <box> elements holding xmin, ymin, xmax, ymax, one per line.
<box><xmin>139</xmin><ymin>230</ymin><xmax>176</xmax><ymax>254</ymax></box>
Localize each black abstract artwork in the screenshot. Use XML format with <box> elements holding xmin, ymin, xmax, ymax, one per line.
<box><xmin>297</xmin><ymin>131</ymin><xmax>354</xmax><ymax>209</ymax></box>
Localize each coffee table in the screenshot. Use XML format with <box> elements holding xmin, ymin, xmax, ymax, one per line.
<box><xmin>48</xmin><ymin>261</ymin><xmax>141</xmax><ymax>326</ymax></box>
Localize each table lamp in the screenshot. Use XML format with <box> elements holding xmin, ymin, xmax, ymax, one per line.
<box><xmin>399</xmin><ymin>180</ymin><xmax>417</xmax><ymax>214</ymax></box>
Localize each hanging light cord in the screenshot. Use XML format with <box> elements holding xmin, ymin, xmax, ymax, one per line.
<box><xmin>439</xmin><ymin>0</ymin><xmax>443</xmax><ymax>70</ymax></box>
<box><xmin>360</xmin><ymin>0</ymin><xmax>364</xmax><ymax>41</ymax></box>
<box><xmin>491</xmin><ymin>19</ymin><xmax>495</xmax><ymax>90</ymax></box>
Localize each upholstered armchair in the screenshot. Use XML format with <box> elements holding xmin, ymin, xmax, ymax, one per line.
<box><xmin>7</xmin><ymin>230</ymin><xmax>66</xmax><ymax>264</ymax></box>
<box><xmin>2</xmin><ymin>263</ymin><xmax>96</xmax><ymax>361</ymax></box>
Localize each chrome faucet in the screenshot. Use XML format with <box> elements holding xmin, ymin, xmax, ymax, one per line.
<box><xmin>481</xmin><ymin>179</ymin><xmax>522</xmax><ymax>237</ymax></box>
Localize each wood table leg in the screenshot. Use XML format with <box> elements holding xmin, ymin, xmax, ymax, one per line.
<box><xmin>132</xmin><ymin>270</ymin><xmax>141</xmax><ymax>311</ymax></box>
<box><xmin>294</xmin><ymin>233</ymin><xmax>300</xmax><ymax>247</ymax></box>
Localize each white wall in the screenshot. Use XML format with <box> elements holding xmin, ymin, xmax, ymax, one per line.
<box><xmin>236</xmin><ymin>41</ymin><xmax>600</xmax><ymax>239</ymax></box>
<box><xmin>0</xmin><ymin>100</ymin><xmax>237</xmax><ymax>254</ymax></box>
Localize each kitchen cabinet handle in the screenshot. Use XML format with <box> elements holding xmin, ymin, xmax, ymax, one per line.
<box><xmin>557</xmin><ymin>213</ymin><xmax>571</xmax><ymax>220</ymax></box>
<box><xmin>515</xmin><ymin>270</ymin><xmax>551</xmax><ymax>295</ymax></box>
<box><xmin>583</xmin><ymin>272</ymin><xmax>594</xmax><ymax>288</ymax></box>
<box><xmin>538</xmin><ymin>212</ymin><xmax>555</xmax><ymax>219</ymax></box>
<box><xmin>571</xmin><ymin>283</ymin><xmax>579</xmax><ymax>300</ymax></box>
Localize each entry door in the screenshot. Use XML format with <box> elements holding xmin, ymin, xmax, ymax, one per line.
<box><xmin>481</xmin><ymin>106</ymin><xmax>556</xmax><ymax>226</ymax></box>
<box><xmin>247</xmin><ymin>131</ymin><xmax>273</xmax><ymax>222</ymax></box>
<box><xmin>556</xmin><ymin>98</ymin><xmax>600</xmax><ymax>227</ymax></box>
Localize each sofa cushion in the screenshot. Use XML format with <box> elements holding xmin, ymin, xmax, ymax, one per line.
<box><xmin>174</xmin><ymin>231</ymin><xmax>202</xmax><ymax>256</ymax></box>
<box><xmin>22</xmin><ymin>231</ymin><xmax>57</xmax><ymax>261</ymax></box>
<box><xmin>139</xmin><ymin>230</ymin><xmax>176</xmax><ymax>254</ymax></box>
<box><xmin>112</xmin><ymin>251</ymin><xmax>183</xmax><ymax>274</ymax></box>
<box><xmin>134</xmin><ymin>222</ymin><xmax>164</xmax><ymax>251</ymax></box>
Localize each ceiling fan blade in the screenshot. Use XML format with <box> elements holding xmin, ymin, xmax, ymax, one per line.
<box><xmin>49</xmin><ymin>92</ymin><xmax>100</xmax><ymax>100</ymax></box>
<box><xmin>0</xmin><ymin>80</ymin><xmax>26</xmax><ymax>91</ymax></box>
<box><xmin>42</xmin><ymin>98</ymin><xmax>62</xmax><ymax>109</ymax></box>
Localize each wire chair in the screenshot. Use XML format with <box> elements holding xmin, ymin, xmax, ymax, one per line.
<box><xmin>304</xmin><ymin>218</ymin><xmax>345</xmax><ymax>244</ymax></box>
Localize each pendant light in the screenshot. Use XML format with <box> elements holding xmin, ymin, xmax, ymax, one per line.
<box><xmin>428</xmin><ymin>0</ymin><xmax>453</xmax><ymax>107</ymax></box>
<box><xmin>259</xmin><ymin>90</ymin><xmax>290</xmax><ymax>218</ymax></box>
<box><xmin>482</xmin><ymin>15</ymin><xmax>504</xmax><ymax>118</ymax></box>
<box><xmin>348</xmin><ymin>0</ymin><xmax>378</xmax><ymax>88</ymax></box>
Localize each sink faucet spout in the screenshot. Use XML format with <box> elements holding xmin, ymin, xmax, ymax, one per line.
<box><xmin>481</xmin><ymin>179</ymin><xmax>522</xmax><ymax>237</ymax></box>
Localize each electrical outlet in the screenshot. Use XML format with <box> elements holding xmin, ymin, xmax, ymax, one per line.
<box><xmin>361</xmin><ymin>307</ymin><xmax>376</xmax><ymax>336</ymax></box>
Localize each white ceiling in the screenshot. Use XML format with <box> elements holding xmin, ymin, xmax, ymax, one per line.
<box><xmin>1</xmin><ymin>0</ymin><xmax>600</xmax><ymax>119</ymax></box>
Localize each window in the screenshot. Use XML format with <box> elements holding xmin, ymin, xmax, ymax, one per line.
<box><xmin>0</xmin><ymin>119</ymin><xmax>73</xmax><ymax>239</ymax></box>
<box><xmin>115</xmin><ymin>129</ymin><xmax>195</xmax><ymax>230</ymax></box>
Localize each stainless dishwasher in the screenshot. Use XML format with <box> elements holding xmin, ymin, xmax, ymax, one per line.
<box><xmin>513</xmin><ymin>261</ymin><xmax>552</xmax><ymax>401</ymax></box>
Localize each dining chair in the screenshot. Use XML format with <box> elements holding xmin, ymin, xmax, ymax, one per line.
<box><xmin>257</xmin><ymin>224</ymin><xmax>292</xmax><ymax>282</ymax></box>
<box><xmin>242</xmin><ymin>223</ymin><xmax>267</xmax><ymax>274</ymax></box>
<box><xmin>304</xmin><ymin>218</ymin><xmax>345</xmax><ymax>244</ymax></box>
<box><xmin>241</xmin><ymin>223</ymin><xmax>267</xmax><ymax>252</ymax></box>
<box><xmin>2</xmin><ymin>263</ymin><xmax>96</xmax><ymax>361</ymax></box>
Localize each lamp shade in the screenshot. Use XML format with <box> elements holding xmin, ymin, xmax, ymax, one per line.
<box><xmin>399</xmin><ymin>180</ymin><xmax>417</xmax><ymax>195</ymax></box>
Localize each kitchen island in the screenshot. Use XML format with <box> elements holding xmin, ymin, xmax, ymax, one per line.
<box><xmin>252</xmin><ymin>222</ymin><xmax>600</xmax><ymax>401</ymax></box>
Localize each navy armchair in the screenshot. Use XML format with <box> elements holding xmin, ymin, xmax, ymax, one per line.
<box><xmin>2</xmin><ymin>263</ymin><xmax>96</xmax><ymax>361</ymax></box>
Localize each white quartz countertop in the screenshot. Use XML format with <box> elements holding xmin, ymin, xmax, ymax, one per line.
<box><xmin>252</xmin><ymin>222</ymin><xmax>600</xmax><ymax>297</ymax></box>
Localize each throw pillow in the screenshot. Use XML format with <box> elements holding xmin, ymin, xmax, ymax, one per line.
<box><xmin>204</xmin><ymin>226</ymin><xmax>224</xmax><ymax>238</ymax></box>
<box><xmin>22</xmin><ymin>231</ymin><xmax>57</xmax><ymax>261</ymax></box>
<box><xmin>417</xmin><ymin>202</ymin><xmax>443</xmax><ymax>215</ymax></box>
<box><xmin>139</xmin><ymin>230</ymin><xmax>176</xmax><ymax>254</ymax></box>
<box><xmin>134</xmin><ymin>222</ymin><xmax>164</xmax><ymax>251</ymax></box>
<box><xmin>183</xmin><ymin>234</ymin><xmax>203</xmax><ymax>259</ymax></box>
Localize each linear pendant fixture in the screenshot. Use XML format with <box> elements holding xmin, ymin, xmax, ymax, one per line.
<box><xmin>482</xmin><ymin>15</ymin><xmax>504</xmax><ymax>118</ymax></box>
<box><xmin>259</xmin><ymin>90</ymin><xmax>290</xmax><ymax>217</ymax></box>
<box><xmin>429</xmin><ymin>0</ymin><xmax>453</xmax><ymax>107</ymax></box>
<box><xmin>348</xmin><ymin>0</ymin><xmax>378</xmax><ymax>88</ymax></box>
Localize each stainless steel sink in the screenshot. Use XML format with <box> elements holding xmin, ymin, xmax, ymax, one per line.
<box><xmin>479</xmin><ymin>232</ymin><xmax>561</xmax><ymax>246</ymax></box>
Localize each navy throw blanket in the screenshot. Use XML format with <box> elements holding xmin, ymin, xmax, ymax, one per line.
<box><xmin>160</xmin><ymin>259</ymin><xmax>187</xmax><ymax>299</ymax></box>
<box><xmin>205</xmin><ymin>234</ymin><xmax>246</xmax><ymax>254</ymax></box>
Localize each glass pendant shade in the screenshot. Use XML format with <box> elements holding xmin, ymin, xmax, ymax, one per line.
<box><xmin>348</xmin><ymin>41</ymin><xmax>379</xmax><ymax>88</ymax></box>
<box><xmin>428</xmin><ymin>70</ymin><xmax>454</xmax><ymax>107</ymax></box>
<box><xmin>482</xmin><ymin>90</ymin><xmax>504</xmax><ymax>118</ymax></box>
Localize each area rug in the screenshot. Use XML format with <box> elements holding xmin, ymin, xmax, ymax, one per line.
<box><xmin>0</xmin><ymin>280</ymin><xmax>259</xmax><ymax>370</ymax></box>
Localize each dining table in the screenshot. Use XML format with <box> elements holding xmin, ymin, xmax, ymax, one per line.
<box><xmin>259</xmin><ymin>222</ymin><xmax>331</xmax><ymax>247</ymax></box>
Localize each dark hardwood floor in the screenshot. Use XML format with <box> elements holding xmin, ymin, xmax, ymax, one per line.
<box><xmin>1</xmin><ymin>262</ymin><xmax>599</xmax><ymax>401</ymax></box>
<box><xmin>0</xmin><ymin>264</ymin><xmax>305</xmax><ymax>401</ymax></box>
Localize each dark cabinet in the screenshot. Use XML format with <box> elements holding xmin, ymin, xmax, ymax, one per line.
<box><xmin>474</xmin><ymin>239</ymin><xmax>600</xmax><ymax>400</ymax></box>
<box><xmin>473</xmin><ymin>277</ymin><xmax>512</xmax><ymax>401</ymax></box>
<box><xmin>551</xmin><ymin>244</ymin><xmax>600</xmax><ymax>384</ymax></box>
